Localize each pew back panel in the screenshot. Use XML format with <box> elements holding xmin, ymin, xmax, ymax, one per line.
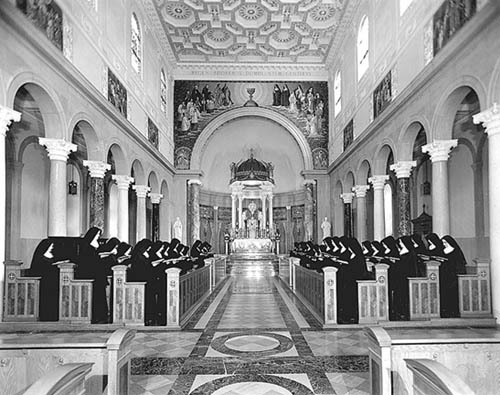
<box><xmin>4</xmin><ymin>261</ymin><xmax>40</xmax><ymax>322</ymax></box>
<box><xmin>459</xmin><ymin>259</ymin><xmax>491</xmax><ymax>317</ymax></box>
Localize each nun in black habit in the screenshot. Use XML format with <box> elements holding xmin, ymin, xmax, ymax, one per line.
<box><xmin>392</xmin><ymin>236</ymin><xmax>419</xmax><ymax>320</ymax></box>
<box><xmin>29</xmin><ymin>239</ymin><xmax>60</xmax><ymax>321</ymax></box>
<box><xmin>76</xmin><ymin>227</ymin><xmax>108</xmax><ymax>323</ymax></box>
<box><xmin>127</xmin><ymin>239</ymin><xmax>152</xmax><ymax>282</ymax></box>
<box><xmin>146</xmin><ymin>241</ymin><xmax>167</xmax><ymax>326</ymax></box>
<box><xmin>381</xmin><ymin>236</ymin><xmax>402</xmax><ymax>320</ymax></box>
<box><xmin>440</xmin><ymin>235</ymin><xmax>467</xmax><ymax>318</ymax></box>
<box><xmin>98</xmin><ymin>237</ymin><xmax>120</xmax><ymax>277</ymax></box>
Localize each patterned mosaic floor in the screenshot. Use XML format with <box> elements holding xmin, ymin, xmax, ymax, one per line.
<box><xmin>130</xmin><ymin>260</ymin><xmax>370</xmax><ymax>395</ymax></box>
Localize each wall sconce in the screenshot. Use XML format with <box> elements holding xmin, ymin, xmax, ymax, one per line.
<box><xmin>68</xmin><ymin>165</ymin><xmax>78</xmax><ymax>195</ymax></box>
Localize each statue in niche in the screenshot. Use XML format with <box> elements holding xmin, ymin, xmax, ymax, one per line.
<box><xmin>173</xmin><ymin>217</ymin><xmax>182</xmax><ymax>241</ymax></box>
<box><xmin>321</xmin><ymin>217</ymin><xmax>331</xmax><ymax>240</ymax></box>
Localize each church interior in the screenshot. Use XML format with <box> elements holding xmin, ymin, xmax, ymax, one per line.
<box><xmin>1</xmin><ymin>0</ymin><xmax>500</xmax><ymax>394</ymax></box>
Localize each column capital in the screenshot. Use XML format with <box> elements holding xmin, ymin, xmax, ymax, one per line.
<box><xmin>340</xmin><ymin>192</ymin><xmax>354</xmax><ymax>204</ymax></box>
<box><xmin>133</xmin><ymin>185</ymin><xmax>151</xmax><ymax>198</ymax></box>
<box><xmin>352</xmin><ymin>184</ymin><xmax>370</xmax><ymax>198</ymax></box>
<box><xmin>112</xmin><ymin>175</ymin><xmax>134</xmax><ymax>189</ymax></box>
<box><xmin>369</xmin><ymin>175</ymin><xmax>389</xmax><ymax>190</ymax></box>
<box><xmin>286</xmin><ymin>206</ymin><xmax>291</xmax><ymax>210</ymax></box>
<box><xmin>213</xmin><ymin>206</ymin><xmax>219</xmax><ymax>210</ymax></box>
<box><xmin>473</xmin><ymin>103</ymin><xmax>500</xmax><ymax>136</ymax></box>
<box><xmin>422</xmin><ymin>139</ymin><xmax>458</xmax><ymax>162</ymax></box>
<box><xmin>303</xmin><ymin>179</ymin><xmax>316</xmax><ymax>186</ymax></box>
<box><xmin>188</xmin><ymin>179</ymin><xmax>202</xmax><ymax>186</ymax></box>
<box><xmin>0</xmin><ymin>105</ymin><xmax>21</xmax><ymax>136</ymax></box>
<box><xmin>149</xmin><ymin>193</ymin><xmax>163</xmax><ymax>204</ymax></box>
<box><xmin>83</xmin><ymin>160</ymin><xmax>111</xmax><ymax>178</ymax></box>
<box><xmin>390</xmin><ymin>161</ymin><xmax>417</xmax><ymax>178</ymax></box>
<box><xmin>39</xmin><ymin>138</ymin><xmax>77</xmax><ymax>161</ymax></box>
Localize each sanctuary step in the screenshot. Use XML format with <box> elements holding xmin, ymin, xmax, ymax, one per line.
<box><xmin>229</xmin><ymin>260</ymin><xmax>277</xmax><ymax>276</ymax></box>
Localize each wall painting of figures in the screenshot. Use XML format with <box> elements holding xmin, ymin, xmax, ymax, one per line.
<box><xmin>173</xmin><ymin>81</ymin><xmax>329</xmax><ymax>170</ymax></box>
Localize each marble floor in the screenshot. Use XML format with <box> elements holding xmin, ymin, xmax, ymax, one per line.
<box><xmin>130</xmin><ymin>260</ymin><xmax>370</xmax><ymax>395</ymax></box>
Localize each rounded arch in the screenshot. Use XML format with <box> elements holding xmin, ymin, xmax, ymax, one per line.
<box><xmin>190</xmin><ymin>107</ymin><xmax>313</xmax><ymax>170</ymax></box>
<box><xmin>148</xmin><ymin>171</ymin><xmax>159</xmax><ymax>193</ymax></box>
<box><xmin>356</xmin><ymin>159</ymin><xmax>372</xmax><ymax>184</ymax></box>
<box><xmin>131</xmin><ymin>159</ymin><xmax>145</xmax><ymax>185</ymax></box>
<box><xmin>487</xmin><ymin>56</ymin><xmax>500</xmax><ymax>107</ymax></box>
<box><xmin>431</xmin><ymin>77</ymin><xmax>487</xmax><ymax>140</ymax></box>
<box><xmin>160</xmin><ymin>180</ymin><xmax>169</xmax><ymax>200</ymax></box>
<box><xmin>0</xmin><ymin>70</ymin><xmax>6</xmax><ymax>106</ymax></box>
<box><xmin>106</xmin><ymin>143</ymin><xmax>127</xmax><ymax>175</ymax></box>
<box><xmin>344</xmin><ymin>170</ymin><xmax>356</xmax><ymax>190</ymax></box>
<box><xmin>68</xmin><ymin>114</ymin><xmax>103</xmax><ymax>161</ymax></box>
<box><xmin>7</xmin><ymin>72</ymin><xmax>66</xmax><ymax>139</ymax></box>
<box><xmin>373</xmin><ymin>141</ymin><xmax>396</xmax><ymax>174</ymax></box>
<box><xmin>398</xmin><ymin>119</ymin><xmax>430</xmax><ymax>161</ymax></box>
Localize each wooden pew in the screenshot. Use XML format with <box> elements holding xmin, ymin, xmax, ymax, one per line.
<box><xmin>57</xmin><ymin>261</ymin><xmax>93</xmax><ymax>324</ymax></box>
<box><xmin>0</xmin><ymin>329</ymin><xmax>135</xmax><ymax>395</ymax></box>
<box><xmin>458</xmin><ymin>258</ymin><xmax>491</xmax><ymax>317</ymax></box>
<box><xmin>111</xmin><ymin>265</ymin><xmax>146</xmax><ymax>325</ymax></box>
<box><xmin>408</xmin><ymin>260</ymin><xmax>441</xmax><ymax>320</ymax></box>
<box><xmin>22</xmin><ymin>363</ymin><xmax>94</xmax><ymax>395</ymax></box>
<box><xmin>357</xmin><ymin>263</ymin><xmax>389</xmax><ymax>324</ymax></box>
<box><xmin>4</xmin><ymin>260</ymin><xmax>40</xmax><ymax>322</ymax></box>
<box><xmin>405</xmin><ymin>359</ymin><xmax>476</xmax><ymax>395</ymax></box>
<box><xmin>366</xmin><ymin>326</ymin><xmax>500</xmax><ymax>395</ymax></box>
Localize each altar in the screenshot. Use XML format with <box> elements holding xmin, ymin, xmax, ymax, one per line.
<box><xmin>231</xmin><ymin>238</ymin><xmax>273</xmax><ymax>254</ymax></box>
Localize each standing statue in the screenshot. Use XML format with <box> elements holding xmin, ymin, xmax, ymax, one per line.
<box><xmin>173</xmin><ymin>217</ymin><xmax>182</xmax><ymax>240</ymax></box>
<box><xmin>321</xmin><ymin>217</ymin><xmax>331</xmax><ymax>240</ymax></box>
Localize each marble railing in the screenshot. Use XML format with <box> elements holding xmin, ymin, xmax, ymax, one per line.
<box><xmin>111</xmin><ymin>265</ymin><xmax>146</xmax><ymax>325</ymax></box>
<box><xmin>4</xmin><ymin>260</ymin><xmax>40</xmax><ymax>322</ymax></box>
<box><xmin>277</xmin><ymin>255</ymin><xmax>290</xmax><ymax>285</ymax></box>
<box><xmin>58</xmin><ymin>261</ymin><xmax>93</xmax><ymax>324</ymax></box>
<box><xmin>357</xmin><ymin>263</ymin><xmax>389</xmax><ymax>324</ymax></box>
<box><xmin>0</xmin><ymin>329</ymin><xmax>135</xmax><ymax>395</ymax></box>
<box><xmin>179</xmin><ymin>264</ymin><xmax>211</xmax><ymax>321</ymax></box>
<box><xmin>22</xmin><ymin>363</ymin><xmax>94</xmax><ymax>395</ymax></box>
<box><xmin>214</xmin><ymin>254</ymin><xmax>227</xmax><ymax>286</ymax></box>
<box><xmin>408</xmin><ymin>260</ymin><xmax>441</xmax><ymax>320</ymax></box>
<box><xmin>458</xmin><ymin>259</ymin><xmax>491</xmax><ymax>317</ymax></box>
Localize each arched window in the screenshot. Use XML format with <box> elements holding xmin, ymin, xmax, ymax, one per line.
<box><xmin>160</xmin><ymin>68</ymin><xmax>167</xmax><ymax>115</ymax></box>
<box><xmin>131</xmin><ymin>13</ymin><xmax>142</xmax><ymax>75</ymax></box>
<box><xmin>384</xmin><ymin>183</ymin><xmax>393</xmax><ymax>236</ymax></box>
<box><xmin>357</xmin><ymin>15</ymin><xmax>369</xmax><ymax>81</ymax></box>
<box><xmin>334</xmin><ymin>70</ymin><xmax>342</xmax><ymax>117</ymax></box>
<box><xmin>400</xmin><ymin>0</ymin><xmax>414</xmax><ymax>15</ymax></box>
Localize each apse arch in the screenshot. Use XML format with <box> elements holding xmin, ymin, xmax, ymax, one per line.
<box><xmin>7</xmin><ymin>72</ymin><xmax>66</xmax><ymax>139</ymax></box>
<box><xmin>190</xmin><ymin>107</ymin><xmax>314</xmax><ymax>170</ymax></box>
<box><xmin>431</xmin><ymin>76</ymin><xmax>487</xmax><ymax>140</ymax></box>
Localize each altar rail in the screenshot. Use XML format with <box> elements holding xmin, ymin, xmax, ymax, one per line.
<box><xmin>0</xmin><ymin>329</ymin><xmax>135</xmax><ymax>395</ymax></box>
<box><xmin>4</xmin><ymin>260</ymin><xmax>40</xmax><ymax>322</ymax></box>
<box><xmin>408</xmin><ymin>260</ymin><xmax>441</xmax><ymax>320</ymax></box>
<box><xmin>111</xmin><ymin>265</ymin><xmax>146</xmax><ymax>325</ymax></box>
<box><xmin>277</xmin><ymin>255</ymin><xmax>290</xmax><ymax>286</ymax></box>
<box><xmin>214</xmin><ymin>254</ymin><xmax>227</xmax><ymax>286</ymax></box>
<box><xmin>357</xmin><ymin>264</ymin><xmax>389</xmax><ymax>324</ymax></box>
<box><xmin>22</xmin><ymin>363</ymin><xmax>94</xmax><ymax>395</ymax></box>
<box><xmin>58</xmin><ymin>261</ymin><xmax>93</xmax><ymax>324</ymax></box>
<box><xmin>459</xmin><ymin>259</ymin><xmax>491</xmax><ymax>317</ymax></box>
<box><xmin>292</xmin><ymin>260</ymin><xmax>337</xmax><ymax>326</ymax></box>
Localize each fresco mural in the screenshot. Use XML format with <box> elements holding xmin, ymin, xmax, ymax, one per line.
<box><xmin>433</xmin><ymin>0</ymin><xmax>476</xmax><ymax>55</ymax></box>
<box><xmin>17</xmin><ymin>0</ymin><xmax>63</xmax><ymax>51</ymax></box>
<box><xmin>173</xmin><ymin>80</ymin><xmax>329</xmax><ymax>170</ymax></box>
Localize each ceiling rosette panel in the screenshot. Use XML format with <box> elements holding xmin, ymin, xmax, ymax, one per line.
<box><xmin>152</xmin><ymin>0</ymin><xmax>347</xmax><ymax>64</ymax></box>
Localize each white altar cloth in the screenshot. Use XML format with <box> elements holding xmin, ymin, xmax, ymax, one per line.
<box><xmin>231</xmin><ymin>238</ymin><xmax>273</xmax><ymax>254</ymax></box>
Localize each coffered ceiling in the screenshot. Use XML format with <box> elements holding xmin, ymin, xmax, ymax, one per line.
<box><xmin>149</xmin><ymin>0</ymin><xmax>350</xmax><ymax>65</ymax></box>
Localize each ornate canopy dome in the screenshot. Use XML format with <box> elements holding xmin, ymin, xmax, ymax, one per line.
<box><xmin>230</xmin><ymin>151</ymin><xmax>274</xmax><ymax>184</ymax></box>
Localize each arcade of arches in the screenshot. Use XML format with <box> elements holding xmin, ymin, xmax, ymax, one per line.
<box><xmin>2</xmin><ymin>0</ymin><xmax>500</xmax><ymax>394</ymax></box>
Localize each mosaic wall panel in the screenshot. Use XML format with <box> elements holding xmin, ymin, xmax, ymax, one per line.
<box><xmin>292</xmin><ymin>204</ymin><xmax>304</xmax><ymax>220</ymax></box>
<box><xmin>273</xmin><ymin>207</ymin><xmax>288</xmax><ymax>222</ymax></box>
<box><xmin>200</xmin><ymin>205</ymin><xmax>214</xmax><ymax>220</ymax></box>
<box><xmin>373</xmin><ymin>70</ymin><xmax>392</xmax><ymax>120</ymax></box>
<box><xmin>147</xmin><ymin>118</ymin><xmax>159</xmax><ymax>149</ymax></box>
<box><xmin>433</xmin><ymin>0</ymin><xmax>477</xmax><ymax>56</ymax></box>
<box><xmin>173</xmin><ymin>80</ymin><xmax>328</xmax><ymax>170</ymax></box>
<box><xmin>17</xmin><ymin>0</ymin><xmax>63</xmax><ymax>51</ymax></box>
<box><xmin>108</xmin><ymin>68</ymin><xmax>127</xmax><ymax>118</ymax></box>
<box><xmin>217</xmin><ymin>206</ymin><xmax>232</xmax><ymax>222</ymax></box>
<box><xmin>343</xmin><ymin>119</ymin><xmax>354</xmax><ymax>152</ymax></box>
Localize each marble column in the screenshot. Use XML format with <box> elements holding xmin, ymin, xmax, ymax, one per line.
<box><xmin>471</xmin><ymin>160</ymin><xmax>485</xmax><ymax>238</ymax></box>
<box><xmin>231</xmin><ymin>194</ymin><xmax>237</xmax><ymax>229</ymax></box>
<box><xmin>422</xmin><ymin>139</ymin><xmax>458</xmax><ymax>236</ymax></box>
<box><xmin>352</xmin><ymin>185</ymin><xmax>370</xmax><ymax>241</ymax></box>
<box><xmin>261</xmin><ymin>195</ymin><xmax>267</xmax><ymax>228</ymax></box>
<box><xmin>112</xmin><ymin>175</ymin><xmax>134</xmax><ymax>242</ymax></box>
<box><xmin>188</xmin><ymin>179</ymin><xmax>202</xmax><ymax>244</ymax></box>
<box><xmin>7</xmin><ymin>159</ymin><xmax>23</xmax><ymax>259</ymax></box>
<box><xmin>238</xmin><ymin>196</ymin><xmax>243</xmax><ymax>228</ymax></box>
<box><xmin>0</xmin><ymin>106</ymin><xmax>21</xmax><ymax>323</ymax></box>
<box><xmin>474</xmin><ymin>104</ymin><xmax>500</xmax><ymax>320</ymax></box>
<box><xmin>304</xmin><ymin>180</ymin><xmax>315</xmax><ymax>241</ymax></box>
<box><xmin>390</xmin><ymin>161</ymin><xmax>416</xmax><ymax>237</ymax></box>
<box><xmin>340</xmin><ymin>192</ymin><xmax>354</xmax><ymax>237</ymax></box>
<box><xmin>83</xmin><ymin>160</ymin><xmax>111</xmax><ymax>230</ymax></box>
<box><xmin>133</xmin><ymin>185</ymin><xmax>150</xmax><ymax>242</ymax></box>
<box><xmin>150</xmin><ymin>193</ymin><xmax>163</xmax><ymax>242</ymax></box>
<box><xmin>39</xmin><ymin>138</ymin><xmax>77</xmax><ymax>237</ymax></box>
<box><xmin>286</xmin><ymin>205</ymin><xmax>292</xmax><ymax>251</ymax></box>
<box><xmin>213</xmin><ymin>206</ymin><xmax>219</xmax><ymax>252</ymax></box>
<box><xmin>269</xmin><ymin>194</ymin><xmax>274</xmax><ymax>229</ymax></box>
<box><xmin>369</xmin><ymin>175</ymin><xmax>389</xmax><ymax>241</ymax></box>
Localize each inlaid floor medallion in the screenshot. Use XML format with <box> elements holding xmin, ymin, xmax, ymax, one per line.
<box><xmin>210</xmin><ymin>332</ymin><xmax>294</xmax><ymax>357</ymax></box>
